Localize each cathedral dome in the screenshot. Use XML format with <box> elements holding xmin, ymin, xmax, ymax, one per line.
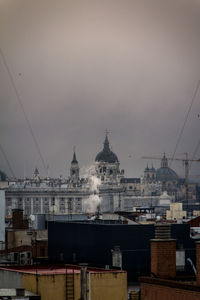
<box><xmin>156</xmin><ymin>167</ymin><xmax>178</xmax><ymax>182</ymax></box>
<box><xmin>156</xmin><ymin>154</ymin><xmax>178</xmax><ymax>182</ymax></box>
<box><xmin>95</xmin><ymin>135</ymin><xmax>119</xmax><ymax>163</ymax></box>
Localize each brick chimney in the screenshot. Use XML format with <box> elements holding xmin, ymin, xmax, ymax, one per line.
<box><xmin>196</xmin><ymin>241</ymin><xmax>200</xmax><ymax>285</ymax></box>
<box><xmin>151</xmin><ymin>224</ymin><xmax>176</xmax><ymax>279</ymax></box>
<box><xmin>12</xmin><ymin>209</ymin><xmax>29</xmax><ymax>229</ymax></box>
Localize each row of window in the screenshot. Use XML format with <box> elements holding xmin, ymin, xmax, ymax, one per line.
<box><xmin>6</xmin><ymin>197</ymin><xmax>82</xmax><ymax>215</ymax></box>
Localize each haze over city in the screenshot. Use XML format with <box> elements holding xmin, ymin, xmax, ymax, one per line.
<box><xmin>0</xmin><ymin>0</ymin><xmax>200</xmax><ymax>178</ymax></box>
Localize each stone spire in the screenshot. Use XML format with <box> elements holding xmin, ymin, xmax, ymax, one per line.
<box><xmin>70</xmin><ymin>149</ymin><xmax>79</xmax><ymax>179</ymax></box>
<box><xmin>71</xmin><ymin>151</ymin><xmax>78</xmax><ymax>164</ymax></box>
<box><xmin>103</xmin><ymin>134</ymin><xmax>110</xmax><ymax>152</ymax></box>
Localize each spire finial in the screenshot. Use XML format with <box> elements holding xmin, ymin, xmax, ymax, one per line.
<box><xmin>105</xmin><ymin>128</ymin><xmax>109</xmax><ymax>136</ymax></box>
<box><xmin>104</xmin><ymin>130</ymin><xmax>110</xmax><ymax>151</ymax></box>
<box><xmin>71</xmin><ymin>147</ymin><xmax>78</xmax><ymax>164</ymax></box>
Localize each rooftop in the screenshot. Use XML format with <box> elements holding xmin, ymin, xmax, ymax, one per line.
<box><xmin>0</xmin><ymin>264</ymin><xmax>125</xmax><ymax>275</ymax></box>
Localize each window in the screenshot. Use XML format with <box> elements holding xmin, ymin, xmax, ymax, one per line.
<box><xmin>18</xmin><ymin>198</ymin><xmax>23</xmax><ymax>209</ymax></box>
<box><xmin>43</xmin><ymin>197</ymin><xmax>49</xmax><ymax>214</ymax></box>
<box><xmin>40</xmin><ymin>247</ymin><xmax>45</xmax><ymax>257</ymax></box>
<box><xmin>24</xmin><ymin>198</ymin><xmax>31</xmax><ymax>216</ymax></box>
<box><xmin>59</xmin><ymin>197</ymin><xmax>65</xmax><ymax>213</ymax></box>
<box><xmin>6</xmin><ymin>197</ymin><xmax>12</xmax><ymax>206</ymax></box>
<box><xmin>68</xmin><ymin>198</ymin><xmax>73</xmax><ymax>212</ymax></box>
<box><xmin>51</xmin><ymin>197</ymin><xmax>55</xmax><ymax>206</ymax></box>
<box><xmin>14</xmin><ymin>252</ymin><xmax>19</xmax><ymax>262</ymax></box>
<box><xmin>75</xmin><ymin>198</ymin><xmax>82</xmax><ymax>212</ymax></box>
<box><xmin>33</xmin><ymin>197</ymin><xmax>41</xmax><ymax>214</ymax></box>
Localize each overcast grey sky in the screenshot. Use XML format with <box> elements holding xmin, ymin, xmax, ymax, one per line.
<box><xmin>0</xmin><ymin>0</ymin><xmax>200</xmax><ymax>179</ymax></box>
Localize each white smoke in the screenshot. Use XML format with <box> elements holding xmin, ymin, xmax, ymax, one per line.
<box><xmin>80</xmin><ymin>164</ymin><xmax>96</xmax><ymax>178</ymax></box>
<box><xmin>84</xmin><ymin>194</ymin><xmax>101</xmax><ymax>213</ymax></box>
<box><xmin>81</xmin><ymin>164</ymin><xmax>102</xmax><ymax>213</ymax></box>
<box><xmin>89</xmin><ymin>175</ymin><xmax>101</xmax><ymax>193</ymax></box>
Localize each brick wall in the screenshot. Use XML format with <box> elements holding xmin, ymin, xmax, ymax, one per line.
<box><xmin>151</xmin><ymin>239</ymin><xmax>176</xmax><ymax>279</ymax></box>
<box><xmin>196</xmin><ymin>241</ymin><xmax>200</xmax><ymax>285</ymax></box>
<box><xmin>140</xmin><ymin>277</ymin><xmax>200</xmax><ymax>300</ymax></box>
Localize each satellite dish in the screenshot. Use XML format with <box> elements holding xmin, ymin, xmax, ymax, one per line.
<box><xmin>50</xmin><ymin>205</ymin><xmax>58</xmax><ymax>213</ymax></box>
<box><xmin>30</xmin><ymin>214</ymin><xmax>35</xmax><ymax>221</ymax></box>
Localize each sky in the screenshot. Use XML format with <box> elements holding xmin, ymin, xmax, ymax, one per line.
<box><xmin>0</xmin><ymin>0</ymin><xmax>200</xmax><ymax>179</ymax></box>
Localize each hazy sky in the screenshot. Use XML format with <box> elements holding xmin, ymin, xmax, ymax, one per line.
<box><xmin>0</xmin><ymin>0</ymin><xmax>200</xmax><ymax>179</ymax></box>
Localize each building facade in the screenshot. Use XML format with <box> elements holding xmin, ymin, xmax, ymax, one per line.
<box><xmin>2</xmin><ymin>134</ymin><xmax>197</xmax><ymax>218</ymax></box>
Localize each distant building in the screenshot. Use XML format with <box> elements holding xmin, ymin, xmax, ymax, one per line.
<box><xmin>166</xmin><ymin>203</ymin><xmax>187</xmax><ymax>221</ymax></box>
<box><xmin>3</xmin><ymin>134</ymin><xmax>198</xmax><ymax>218</ymax></box>
<box><xmin>3</xmin><ymin>135</ymin><xmax>145</xmax><ymax>216</ymax></box>
<box><xmin>143</xmin><ymin>153</ymin><xmax>180</xmax><ymax>197</ymax></box>
<box><xmin>0</xmin><ymin>210</ymin><xmax>48</xmax><ymax>265</ymax></box>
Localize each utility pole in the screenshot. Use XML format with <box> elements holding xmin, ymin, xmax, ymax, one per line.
<box><xmin>80</xmin><ymin>265</ymin><xmax>87</xmax><ymax>300</ymax></box>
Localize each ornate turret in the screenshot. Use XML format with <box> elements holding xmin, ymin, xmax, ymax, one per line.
<box><xmin>144</xmin><ymin>164</ymin><xmax>156</xmax><ymax>182</ymax></box>
<box><xmin>33</xmin><ymin>167</ymin><xmax>40</xmax><ymax>183</ymax></box>
<box><xmin>161</xmin><ymin>153</ymin><xmax>168</xmax><ymax>168</ymax></box>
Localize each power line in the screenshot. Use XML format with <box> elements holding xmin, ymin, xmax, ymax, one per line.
<box><xmin>0</xmin><ymin>48</ymin><xmax>47</xmax><ymax>173</ymax></box>
<box><xmin>0</xmin><ymin>143</ymin><xmax>15</xmax><ymax>178</ymax></box>
<box><xmin>190</xmin><ymin>115</ymin><xmax>200</xmax><ymax>168</ymax></box>
<box><xmin>170</xmin><ymin>80</ymin><xmax>200</xmax><ymax>167</ymax></box>
<box><xmin>190</xmin><ymin>138</ymin><xmax>200</xmax><ymax>169</ymax></box>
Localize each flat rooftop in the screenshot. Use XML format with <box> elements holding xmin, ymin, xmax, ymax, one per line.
<box><xmin>0</xmin><ymin>264</ymin><xmax>125</xmax><ymax>275</ymax></box>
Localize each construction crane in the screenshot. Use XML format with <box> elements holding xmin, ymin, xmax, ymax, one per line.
<box><xmin>141</xmin><ymin>152</ymin><xmax>200</xmax><ymax>202</ymax></box>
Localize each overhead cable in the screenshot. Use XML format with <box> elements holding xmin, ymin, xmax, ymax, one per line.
<box><xmin>170</xmin><ymin>80</ymin><xmax>200</xmax><ymax>167</ymax></box>
<box><xmin>0</xmin><ymin>48</ymin><xmax>47</xmax><ymax>173</ymax></box>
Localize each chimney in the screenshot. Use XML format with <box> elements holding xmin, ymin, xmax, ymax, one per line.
<box><xmin>196</xmin><ymin>241</ymin><xmax>200</xmax><ymax>285</ymax></box>
<box><xmin>12</xmin><ymin>209</ymin><xmax>28</xmax><ymax>229</ymax></box>
<box><xmin>80</xmin><ymin>264</ymin><xmax>87</xmax><ymax>300</ymax></box>
<box><xmin>112</xmin><ymin>246</ymin><xmax>122</xmax><ymax>269</ymax></box>
<box><xmin>151</xmin><ymin>224</ymin><xmax>176</xmax><ymax>279</ymax></box>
